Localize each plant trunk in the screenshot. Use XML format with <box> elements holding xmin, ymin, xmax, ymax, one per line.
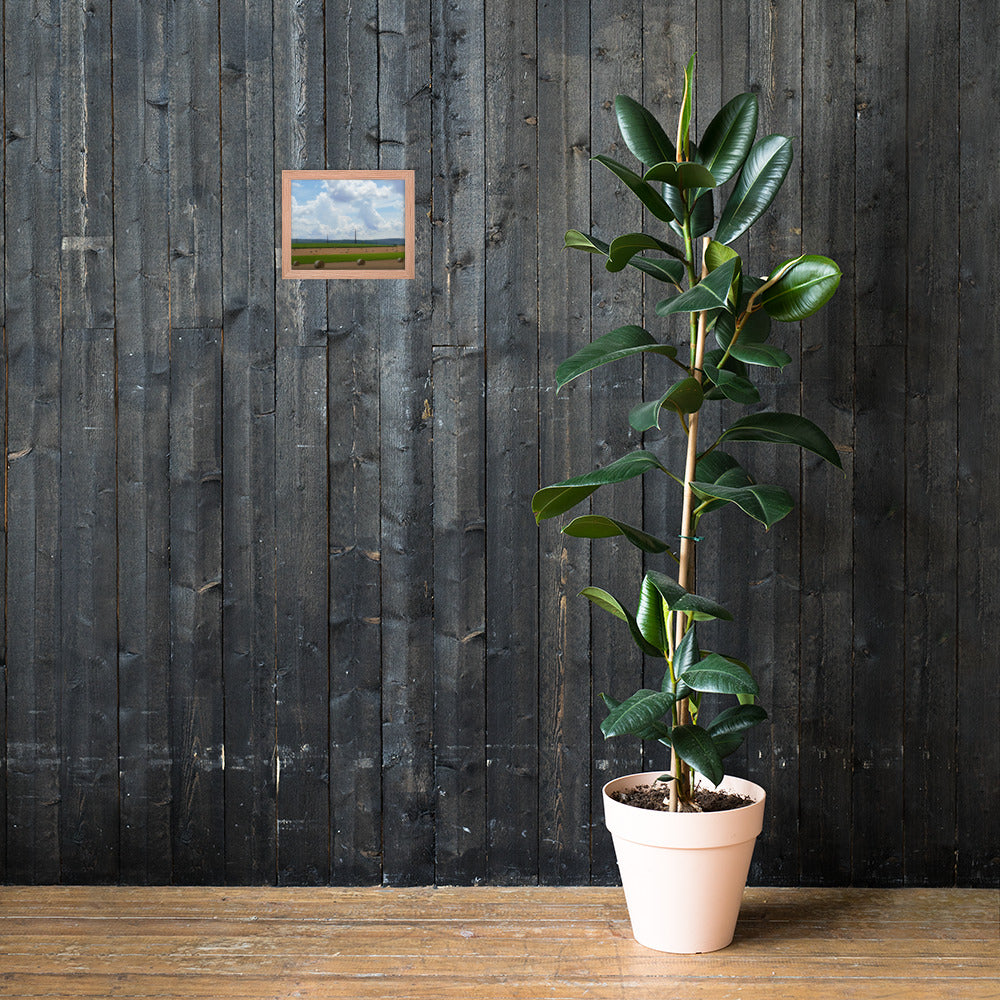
<box><xmin>669</xmin><ymin>241</ymin><xmax>710</xmax><ymax>812</ymax></box>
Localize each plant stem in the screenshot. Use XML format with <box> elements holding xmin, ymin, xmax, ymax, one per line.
<box><xmin>669</xmin><ymin>237</ymin><xmax>711</xmax><ymax>812</ymax></box>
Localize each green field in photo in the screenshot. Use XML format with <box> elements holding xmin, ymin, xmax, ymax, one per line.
<box><xmin>290</xmin><ymin>250</ymin><xmax>404</xmax><ymax>267</ymax></box>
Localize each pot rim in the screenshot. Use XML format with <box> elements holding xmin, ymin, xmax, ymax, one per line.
<box><xmin>602</xmin><ymin>771</ymin><xmax>766</xmax><ymax>817</ymax></box>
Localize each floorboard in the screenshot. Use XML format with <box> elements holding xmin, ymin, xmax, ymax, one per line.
<box><xmin>0</xmin><ymin>887</ymin><xmax>995</xmax><ymax>999</ymax></box>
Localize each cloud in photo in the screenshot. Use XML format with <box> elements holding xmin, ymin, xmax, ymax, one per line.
<box><xmin>291</xmin><ymin>177</ymin><xmax>405</xmax><ymax>242</ymax></box>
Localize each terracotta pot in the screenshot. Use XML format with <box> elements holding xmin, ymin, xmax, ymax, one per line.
<box><xmin>603</xmin><ymin>771</ymin><xmax>766</xmax><ymax>953</ymax></box>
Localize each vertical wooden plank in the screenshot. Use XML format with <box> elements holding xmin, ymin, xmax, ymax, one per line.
<box><xmin>169</xmin><ymin>328</ymin><xmax>224</xmax><ymax>882</ymax></box>
<box><xmin>957</xmin><ymin>0</ymin><xmax>1000</xmax><ymax>890</ymax></box>
<box><xmin>378</xmin><ymin>0</ymin><xmax>435</xmax><ymax>887</ymax></box>
<box><xmin>741</xmin><ymin>0</ymin><xmax>803</xmax><ymax>884</ymax></box>
<box><xmin>431</xmin><ymin>345</ymin><xmax>486</xmax><ymax>883</ymax></box>
<box><xmin>325</xmin><ymin>0</ymin><xmax>383</xmax><ymax>888</ymax></box>
<box><xmin>220</xmin><ymin>0</ymin><xmax>278</xmax><ymax>885</ymax></box>
<box><xmin>168</xmin><ymin>0</ymin><xmax>223</xmax><ymax>329</ymax></box>
<box><xmin>60</xmin><ymin>0</ymin><xmax>114</xmax><ymax>329</ymax></box>
<box><xmin>430</xmin><ymin>0</ymin><xmax>488</xmax><ymax>885</ymax></box>
<box><xmin>536</xmin><ymin>0</ymin><xmax>592</xmax><ymax>885</ymax></box>
<box><xmin>484</xmin><ymin>0</ymin><xmax>539</xmax><ymax>885</ymax></box>
<box><xmin>272</xmin><ymin>0</ymin><xmax>330</xmax><ymax>885</ymax></box>
<box><xmin>58</xmin><ymin>329</ymin><xmax>118</xmax><ymax>881</ymax></box>
<box><xmin>4</xmin><ymin>0</ymin><xmax>63</xmax><ymax>884</ymax></box>
<box><xmin>904</xmin><ymin>0</ymin><xmax>959</xmax><ymax>887</ymax></box>
<box><xmin>588</xmin><ymin>0</ymin><xmax>644</xmax><ymax>885</ymax></box>
<box><xmin>56</xmin><ymin>0</ymin><xmax>117</xmax><ymax>885</ymax></box>
<box><xmin>852</xmin><ymin>0</ymin><xmax>907</xmax><ymax>887</ymax></box>
<box><xmin>799</xmin><ymin>0</ymin><xmax>855</xmax><ymax>885</ymax></box>
<box><xmin>114</xmin><ymin>0</ymin><xmax>174</xmax><ymax>885</ymax></box>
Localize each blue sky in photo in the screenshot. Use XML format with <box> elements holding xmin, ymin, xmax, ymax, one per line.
<box><xmin>291</xmin><ymin>177</ymin><xmax>405</xmax><ymax>242</ymax></box>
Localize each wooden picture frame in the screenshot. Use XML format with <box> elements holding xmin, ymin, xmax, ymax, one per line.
<box><xmin>280</xmin><ymin>169</ymin><xmax>415</xmax><ymax>279</ymax></box>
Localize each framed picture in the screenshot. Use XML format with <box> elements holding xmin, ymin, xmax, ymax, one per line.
<box><xmin>280</xmin><ymin>169</ymin><xmax>415</xmax><ymax>279</ymax></box>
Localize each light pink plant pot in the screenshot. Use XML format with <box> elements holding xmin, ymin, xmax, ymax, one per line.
<box><xmin>603</xmin><ymin>771</ymin><xmax>766</xmax><ymax>954</ymax></box>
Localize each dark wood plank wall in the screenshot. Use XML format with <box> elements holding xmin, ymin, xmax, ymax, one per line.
<box><xmin>1</xmin><ymin>0</ymin><xmax>996</xmax><ymax>888</ymax></box>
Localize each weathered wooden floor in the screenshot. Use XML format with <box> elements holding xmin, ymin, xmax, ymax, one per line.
<box><xmin>0</xmin><ymin>887</ymin><xmax>996</xmax><ymax>999</ymax></box>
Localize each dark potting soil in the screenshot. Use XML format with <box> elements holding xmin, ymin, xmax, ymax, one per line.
<box><xmin>610</xmin><ymin>783</ymin><xmax>754</xmax><ymax>813</ymax></box>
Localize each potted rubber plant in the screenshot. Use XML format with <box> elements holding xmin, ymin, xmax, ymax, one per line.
<box><xmin>532</xmin><ymin>57</ymin><xmax>842</xmax><ymax>953</ymax></box>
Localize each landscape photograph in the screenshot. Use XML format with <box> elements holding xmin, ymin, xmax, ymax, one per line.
<box><xmin>281</xmin><ymin>170</ymin><xmax>414</xmax><ymax>279</ymax></box>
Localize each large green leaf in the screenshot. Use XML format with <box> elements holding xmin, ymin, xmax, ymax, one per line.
<box><xmin>628</xmin><ymin>255</ymin><xmax>686</xmax><ymax>285</ymax></box>
<box><xmin>682</xmin><ymin>653</ymin><xmax>759</xmax><ymax>696</ymax></box>
<box><xmin>602</xmin><ymin>689</ymin><xmax>675</xmax><ymax>739</ymax></box>
<box><xmin>711</xmin><ymin>731</ymin><xmax>745</xmax><ymax>759</ymax></box>
<box><xmin>718</xmin><ymin>412</ymin><xmax>843</xmax><ymax>468</ymax></box>
<box><xmin>643</xmin><ymin>161</ymin><xmax>717</xmax><ymax>189</ymax></box>
<box><xmin>707</xmin><ymin>703</ymin><xmax>768</xmax><ymax>738</ymax></box>
<box><xmin>636</xmin><ymin>575</ymin><xmax>669</xmax><ymax>653</ymax></box>
<box><xmin>714</xmin><ymin>308</ymin><xmax>771</xmax><ymax>351</ymax></box>
<box><xmin>690</xmin><ymin>480</ymin><xmax>794</xmax><ymax>529</ymax></box>
<box><xmin>614</xmin><ymin>95</ymin><xmax>676</xmax><ymax>166</ymax></box>
<box><xmin>629</xmin><ymin>377</ymin><xmax>704</xmax><ymax>431</ymax></box>
<box><xmin>556</xmin><ymin>325</ymin><xmax>678</xmax><ymax>390</ymax></box>
<box><xmin>582</xmin><ymin>587</ymin><xmax>663</xmax><ymax>658</ymax></box>
<box><xmin>561</xmin><ymin>515</ymin><xmax>676</xmax><ymax>557</ymax></box>
<box><xmin>657</xmin><ymin>258</ymin><xmax>739</xmax><ymax>316</ymax></box>
<box><xmin>698</xmin><ymin>92</ymin><xmax>759</xmax><ymax>184</ymax></box>
<box><xmin>672</xmin><ymin>625</ymin><xmax>700</xmax><ymax>699</ymax></box>
<box><xmin>688</xmin><ymin>188</ymin><xmax>715</xmax><ymax>238</ymax></box>
<box><xmin>564</xmin><ymin>229</ymin><xmax>610</xmax><ymax>255</ymax></box>
<box><xmin>701</xmin><ymin>349</ymin><xmax>751</xmax><ymax>401</ymax></box>
<box><xmin>760</xmin><ymin>255</ymin><xmax>842</xmax><ymax>321</ymax></box>
<box><xmin>702</xmin><ymin>364</ymin><xmax>760</xmax><ymax>404</ymax></box>
<box><xmin>715</xmin><ymin>134</ymin><xmax>794</xmax><ymax>244</ymax></box>
<box><xmin>727</xmin><ymin>343</ymin><xmax>792</xmax><ymax>368</ymax></box>
<box><xmin>606</xmin><ymin>232</ymin><xmax>687</xmax><ymax>271</ymax></box>
<box><xmin>692</xmin><ymin>449</ymin><xmax>752</xmax><ymax>515</ymax></box>
<box><xmin>671</xmin><ymin>724</ymin><xmax>724</xmax><ymax>786</ymax></box>
<box><xmin>592</xmin><ymin>155</ymin><xmax>674</xmax><ymax>223</ymax></box>
<box><xmin>532</xmin><ymin>450</ymin><xmax>666</xmax><ymax>522</ymax></box>
<box><xmin>644</xmin><ymin>570</ymin><xmax>734</xmax><ymax>622</ymax></box>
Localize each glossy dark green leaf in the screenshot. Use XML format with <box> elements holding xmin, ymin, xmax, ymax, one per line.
<box><xmin>657</xmin><ymin>258</ymin><xmax>739</xmax><ymax>316</ymax></box>
<box><xmin>702</xmin><ymin>364</ymin><xmax>760</xmax><ymax>404</ymax></box>
<box><xmin>614</xmin><ymin>95</ymin><xmax>676</xmax><ymax>166</ymax></box>
<box><xmin>532</xmin><ymin>450</ymin><xmax>666</xmax><ymax>522</ymax></box>
<box><xmin>628</xmin><ymin>255</ymin><xmax>686</xmax><ymax>285</ymax></box>
<box><xmin>671</xmin><ymin>724</ymin><xmax>724</xmax><ymax>786</ymax></box>
<box><xmin>583</xmin><ymin>587</ymin><xmax>663</xmax><ymax>658</ymax></box>
<box><xmin>711</xmin><ymin>731</ymin><xmax>744</xmax><ymax>759</ymax></box>
<box><xmin>688</xmin><ymin>188</ymin><xmax>715</xmax><ymax>239</ymax></box>
<box><xmin>690</xmin><ymin>480</ymin><xmax>794</xmax><ymax>529</ymax></box>
<box><xmin>760</xmin><ymin>255</ymin><xmax>842</xmax><ymax>321</ymax></box>
<box><xmin>714</xmin><ymin>308</ymin><xmax>771</xmax><ymax>350</ymax></box>
<box><xmin>606</xmin><ymin>232</ymin><xmax>687</xmax><ymax>272</ymax></box>
<box><xmin>683</xmin><ymin>653</ymin><xmax>759</xmax><ymax>696</ymax></box>
<box><xmin>719</xmin><ymin>411</ymin><xmax>843</xmax><ymax>468</ymax></box>
<box><xmin>629</xmin><ymin>377</ymin><xmax>704</xmax><ymax>432</ymax></box>
<box><xmin>636</xmin><ymin>574</ymin><xmax>669</xmax><ymax>652</ymax></box>
<box><xmin>698</xmin><ymin>92</ymin><xmax>759</xmax><ymax>184</ymax></box>
<box><xmin>564</xmin><ymin>229</ymin><xmax>610</xmax><ymax>255</ymax></box>
<box><xmin>672</xmin><ymin>624</ymin><xmax>700</xmax><ymax>699</ymax></box>
<box><xmin>654</xmin><ymin>291</ymin><xmax>681</xmax><ymax>314</ymax></box>
<box><xmin>602</xmin><ymin>689</ymin><xmax>675</xmax><ymax>739</ymax></box>
<box><xmin>592</xmin><ymin>155</ymin><xmax>674</xmax><ymax>223</ymax></box>
<box><xmin>692</xmin><ymin>450</ymin><xmax>752</xmax><ymax>514</ymax></box>
<box><xmin>701</xmin><ymin>349</ymin><xmax>750</xmax><ymax>401</ymax></box>
<box><xmin>707</xmin><ymin>703</ymin><xmax>768</xmax><ymax>738</ymax></box>
<box><xmin>561</xmin><ymin>515</ymin><xmax>676</xmax><ymax>557</ymax></box>
<box><xmin>643</xmin><ymin>160</ymin><xmax>717</xmax><ymax>189</ymax></box>
<box><xmin>556</xmin><ymin>325</ymin><xmax>677</xmax><ymax>390</ymax></box>
<box><xmin>715</xmin><ymin>134</ymin><xmax>794</xmax><ymax>244</ymax></box>
<box><xmin>728</xmin><ymin>343</ymin><xmax>792</xmax><ymax>368</ymax></box>
<box><xmin>644</xmin><ymin>570</ymin><xmax>734</xmax><ymax>622</ymax></box>
<box><xmin>601</xmin><ymin>693</ymin><xmax>671</xmax><ymax>743</ymax></box>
